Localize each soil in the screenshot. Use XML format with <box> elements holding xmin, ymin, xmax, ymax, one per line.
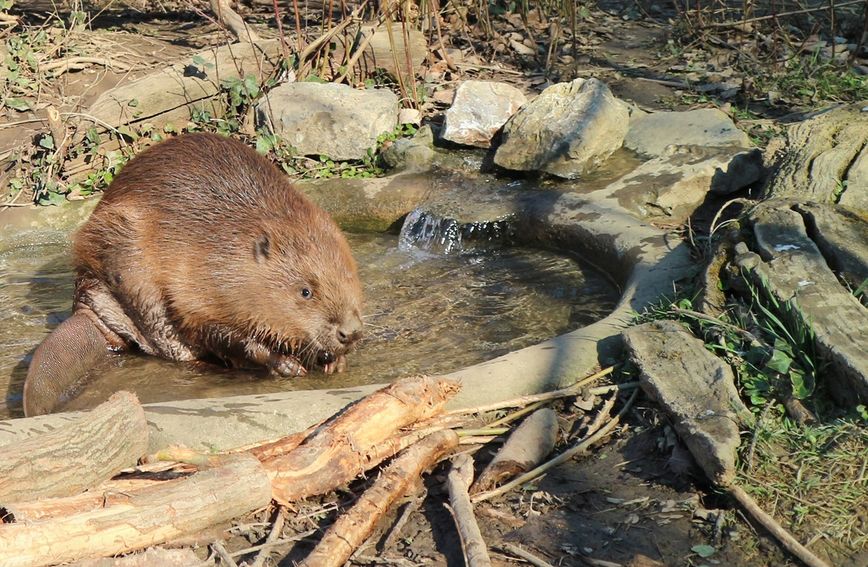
<box><xmin>2</xmin><ymin>1</ymin><xmax>865</xmax><ymax>565</ymax></box>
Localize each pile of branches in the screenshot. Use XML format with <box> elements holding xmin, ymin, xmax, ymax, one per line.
<box><xmin>0</xmin><ymin>371</ymin><xmax>636</xmax><ymax>567</ymax></box>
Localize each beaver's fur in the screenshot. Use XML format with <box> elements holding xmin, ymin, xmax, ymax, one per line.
<box><xmin>24</xmin><ymin>133</ymin><xmax>364</xmax><ymax>415</ymax></box>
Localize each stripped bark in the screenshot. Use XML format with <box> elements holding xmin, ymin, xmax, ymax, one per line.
<box><xmin>264</xmin><ymin>375</ymin><xmax>459</xmax><ymax>504</ymax></box>
<box><xmin>299</xmin><ymin>430</ymin><xmax>459</xmax><ymax>567</ymax></box>
<box><xmin>210</xmin><ymin>0</ymin><xmax>260</xmax><ymax>42</ymax></box>
<box><xmin>0</xmin><ymin>455</ymin><xmax>271</xmax><ymax>567</ymax></box>
<box><xmin>446</xmin><ymin>454</ymin><xmax>491</xmax><ymax>567</ymax></box>
<box><xmin>0</xmin><ymin>391</ymin><xmax>148</xmax><ymax>502</ymax></box>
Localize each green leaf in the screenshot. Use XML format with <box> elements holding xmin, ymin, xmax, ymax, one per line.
<box><xmin>5</xmin><ymin>98</ymin><xmax>31</xmax><ymax>111</ymax></box>
<box><xmin>765</xmin><ymin>348</ymin><xmax>792</xmax><ymax>374</ymax></box>
<box><xmin>38</xmin><ymin>135</ymin><xmax>55</xmax><ymax>150</ymax></box>
<box><xmin>691</xmin><ymin>545</ymin><xmax>716</xmax><ymax>558</ymax></box>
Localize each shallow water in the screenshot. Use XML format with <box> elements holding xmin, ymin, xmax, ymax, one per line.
<box><xmin>0</xmin><ymin>223</ymin><xmax>618</xmax><ymax>418</ymax></box>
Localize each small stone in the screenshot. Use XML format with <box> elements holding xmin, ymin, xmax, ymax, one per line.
<box><xmin>398</xmin><ymin>108</ymin><xmax>422</xmax><ymax>125</ymax></box>
<box><xmin>441</xmin><ymin>80</ymin><xmax>527</xmax><ymax>148</ymax></box>
<box><xmin>624</xmin><ymin>108</ymin><xmax>750</xmax><ymax>157</ymax></box>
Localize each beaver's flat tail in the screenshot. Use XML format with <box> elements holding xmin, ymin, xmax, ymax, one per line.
<box><xmin>24</xmin><ymin>312</ymin><xmax>111</xmax><ymax>417</ymax></box>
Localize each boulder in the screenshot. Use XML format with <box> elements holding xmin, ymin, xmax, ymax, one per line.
<box><xmin>258</xmin><ymin>82</ymin><xmax>399</xmax><ymax>160</ymax></box>
<box><xmin>441</xmin><ymin>80</ymin><xmax>527</xmax><ymax>148</ymax></box>
<box><xmin>494</xmin><ymin>78</ymin><xmax>629</xmax><ymax>179</ymax></box>
<box><xmin>623</xmin><ymin>320</ymin><xmax>748</xmax><ymax>486</ymax></box>
<box><xmin>625</xmin><ymin>108</ymin><xmax>750</xmax><ymax>158</ymax></box>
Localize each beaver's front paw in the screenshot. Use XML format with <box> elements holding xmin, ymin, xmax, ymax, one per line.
<box><xmin>268</xmin><ymin>353</ymin><xmax>308</xmax><ymax>377</ymax></box>
<box><xmin>321</xmin><ymin>354</ymin><xmax>348</xmax><ymax>375</ymax></box>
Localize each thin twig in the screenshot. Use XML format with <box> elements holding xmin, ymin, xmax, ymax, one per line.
<box><xmin>448</xmin><ymin>366</ymin><xmax>617</xmax><ymax>416</ymax></box>
<box><xmin>729</xmin><ymin>485</ymin><xmax>832</xmax><ymax>567</ymax></box>
<box><xmin>670</xmin><ymin>306</ymin><xmax>760</xmax><ymax>344</ymax></box>
<box><xmin>212</xmin><ymin>541</ymin><xmax>239</xmax><ymax>567</ymax></box>
<box><xmin>472</xmin><ymin>388</ymin><xmax>639</xmax><ymax>503</ymax></box>
<box><xmin>703</xmin><ymin>0</ymin><xmax>865</xmax><ymax>29</ymax></box>
<box><xmin>40</xmin><ymin>56</ymin><xmax>130</xmax><ymax>73</ymax></box>
<box><xmin>496</xmin><ymin>543</ymin><xmax>555</xmax><ymax>567</ymax></box>
<box><xmin>250</xmin><ymin>506</ymin><xmax>287</xmax><ymax>567</ymax></box>
<box><xmin>229</xmin><ymin>529</ymin><xmax>318</xmax><ymax>558</ymax></box>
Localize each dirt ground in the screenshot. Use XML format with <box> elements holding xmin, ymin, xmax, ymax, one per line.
<box><xmin>2</xmin><ymin>1</ymin><xmax>865</xmax><ymax>566</ymax></box>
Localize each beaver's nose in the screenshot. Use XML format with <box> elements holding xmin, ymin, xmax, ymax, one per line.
<box><xmin>337</xmin><ymin>316</ymin><xmax>363</xmax><ymax>345</ymax></box>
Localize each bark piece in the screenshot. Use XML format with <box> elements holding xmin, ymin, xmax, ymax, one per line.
<box><xmin>471</xmin><ymin>408</ymin><xmax>558</xmax><ymax>494</ymax></box>
<box><xmin>68</xmin><ymin>548</ymin><xmax>207</xmax><ymax>567</ymax></box>
<box><xmin>446</xmin><ymin>454</ymin><xmax>491</xmax><ymax>567</ymax></box>
<box><xmin>623</xmin><ymin>321</ymin><xmax>747</xmax><ymax>486</ymax></box>
<box><xmin>0</xmin><ymin>391</ymin><xmax>148</xmax><ymax>501</ymax></box>
<box><xmin>0</xmin><ymin>455</ymin><xmax>271</xmax><ymax>567</ymax></box>
<box><xmin>299</xmin><ymin>430</ymin><xmax>459</xmax><ymax>567</ymax></box>
<box><xmin>264</xmin><ymin>375</ymin><xmax>460</xmax><ymax>504</ymax></box>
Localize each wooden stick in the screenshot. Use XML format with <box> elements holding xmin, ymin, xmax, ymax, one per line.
<box><xmin>0</xmin><ymin>455</ymin><xmax>272</xmax><ymax>567</ymax></box>
<box><xmin>729</xmin><ymin>485</ymin><xmax>831</xmax><ymax>567</ymax></box>
<box><xmin>472</xmin><ymin>389</ymin><xmax>638</xmax><ymax>503</ymax></box>
<box><xmin>250</xmin><ymin>506</ymin><xmax>287</xmax><ymax>567</ymax></box>
<box><xmin>0</xmin><ymin>391</ymin><xmax>148</xmax><ymax>502</ymax></box>
<box><xmin>265</xmin><ymin>376</ymin><xmax>459</xmax><ymax>504</ymax></box>
<box><xmin>496</xmin><ymin>543</ymin><xmax>555</xmax><ymax>567</ymax></box>
<box><xmin>210</xmin><ymin>0</ymin><xmax>260</xmax><ymax>41</ymax></box>
<box><xmin>446</xmin><ymin>454</ymin><xmax>491</xmax><ymax>567</ymax></box>
<box><xmin>299</xmin><ymin>429</ymin><xmax>459</xmax><ymax>567</ymax></box>
<box><xmin>447</xmin><ymin>366</ymin><xmax>616</xmax><ymax>416</ymax></box>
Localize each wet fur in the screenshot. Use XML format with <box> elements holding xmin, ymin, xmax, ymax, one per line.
<box><xmin>24</xmin><ymin>133</ymin><xmax>364</xmax><ymax>416</ymax></box>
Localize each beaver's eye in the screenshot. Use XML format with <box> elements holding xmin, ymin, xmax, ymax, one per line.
<box><xmin>301</xmin><ymin>288</ymin><xmax>312</xmax><ymax>299</ymax></box>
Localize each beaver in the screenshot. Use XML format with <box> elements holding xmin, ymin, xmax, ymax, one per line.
<box><xmin>23</xmin><ymin>133</ymin><xmax>364</xmax><ymax>416</ymax></box>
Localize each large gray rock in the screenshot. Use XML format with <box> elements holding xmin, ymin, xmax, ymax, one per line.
<box><xmin>441</xmin><ymin>80</ymin><xmax>526</xmax><ymax>148</ymax></box>
<box><xmin>795</xmin><ymin>202</ymin><xmax>868</xmax><ymax>290</ymax></box>
<box><xmin>746</xmin><ymin>204</ymin><xmax>868</xmax><ymax>406</ymax></box>
<box><xmin>494</xmin><ymin>78</ymin><xmax>629</xmax><ymax>179</ymax></box>
<box><xmin>764</xmin><ymin>104</ymin><xmax>868</xmax><ymax>212</ymax></box>
<box><xmin>625</xmin><ymin>108</ymin><xmax>750</xmax><ymax>158</ymax></box>
<box><xmin>605</xmin><ymin>145</ymin><xmax>763</xmax><ymax>222</ymax></box>
<box><xmin>623</xmin><ymin>320</ymin><xmax>748</xmax><ymax>486</ymax></box>
<box><xmin>257</xmin><ymin>82</ymin><xmax>399</xmax><ymax>160</ymax></box>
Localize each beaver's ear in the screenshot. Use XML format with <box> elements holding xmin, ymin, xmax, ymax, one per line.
<box><xmin>253</xmin><ymin>233</ymin><xmax>270</xmax><ymax>263</ymax></box>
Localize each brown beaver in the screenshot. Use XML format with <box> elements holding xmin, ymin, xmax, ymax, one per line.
<box><xmin>23</xmin><ymin>133</ymin><xmax>364</xmax><ymax>416</ymax></box>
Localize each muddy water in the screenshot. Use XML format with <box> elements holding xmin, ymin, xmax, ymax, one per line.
<box><xmin>0</xmin><ymin>222</ymin><xmax>618</xmax><ymax>418</ymax></box>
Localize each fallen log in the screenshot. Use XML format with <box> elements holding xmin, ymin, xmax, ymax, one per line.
<box><xmin>264</xmin><ymin>375</ymin><xmax>459</xmax><ymax>504</ymax></box>
<box><xmin>470</xmin><ymin>408</ymin><xmax>558</xmax><ymax>495</ymax></box>
<box><xmin>0</xmin><ymin>454</ymin><xmax>271</xmax><ymax>567</ymax></box>
<box><xmin>299</xmin><ymin>429</ymin><xmax>459</xmax><ymax>567</ymax></box>
<box><xmin>0</xmin><ymin>391</ymin><xmax>148</xmax><ymax>502</ymax></box>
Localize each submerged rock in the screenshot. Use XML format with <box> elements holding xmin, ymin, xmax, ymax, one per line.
<box><xmin>494</xmin><ymin>78</ymin><xmax>629</xmax><ymax>179</ymax></box>
<box><xmin>606</xmin><ymin>145</ymin><xmax>763</xmax><ymax>222</ymax></box>
<box><xmin>625</xmin><ymin>108</ymin><xmax>750</xmax><ymax>158</ymax></box>
<box><xmin>257</xmin><ymin>82</ymin><xmax>398</xmax><ymax>160</ymax></box>
<box><xmin>623</xmin><ymin>319</ymin><xmax>749</xmax><ymax>486</ymax></box>
<box><xmin>441</xmin><ymin>80</ymin><xmax>527</xmax><ymax>148</ymax></box>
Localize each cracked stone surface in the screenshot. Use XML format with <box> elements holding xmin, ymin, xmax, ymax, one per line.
<box><xmin>764</xmin><ymin>104</ymin><xmax>868</xmax><ymax>212</ymax></box>
<box><xmin>746</xmin><ymin>204</ymin><xmax>868</xmax><ymax>406</ymax></box>
<box><xmin>623</xmin><ymin>319</ymin><xmax>748</xmax><ymax>486</ymax></box>
<box><xmin>795</xmin><ymin>202</ymin><xmax>868</xmax><ymax>290</ymax></box>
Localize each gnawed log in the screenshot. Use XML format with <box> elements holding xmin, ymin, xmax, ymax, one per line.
<box><xmin>0</xmin><ymin>454</ymin><xmax>271</xmax><ymax>567</ymax></box>
<box><xmin>0</xmin><ymin>391</ymin><xmax>148</xmax><ymax>502</ymax></box>
<box><xmin>300</xmin><ymin>429</ymin><xmax>459</xmax><ymax>567</ymax></box>
<box><xmin>470</xmin><ymin>408</ymin><xmax>558</xmax><ymax>495</ymax></box>
<box><xmin>264</xmin><ymin>375</ymin><xmax>459</xmax><ymax>504</ymax></box>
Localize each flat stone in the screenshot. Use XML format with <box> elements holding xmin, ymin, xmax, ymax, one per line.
<box><xmin>750</xmin><ymin>205</ymin><xmax>868</xmax><ymax>406</ymax></box>
<box><xmin>623</xmin><ymin>320</ymin><xmax>747</xmax><ymax>486</ymax></box>
<box><xmin>625</xmin><ymin>108</ymin><xmax>750</xmax><ymax>158</ymax></box>
<box><xmin>606</xmin><ymin>145</ymin><xmax>763</xmax><ymax>222</ymax></box>
<box><xmin>795</xmin><ymin>202</ymin><xmax>868</xmax><ymax>290</ymax></box>
<box><xmin>441</xmin><ymin>80</ymin><xmax>526</xmax><ymax>148</ymax></box>
<box><xmin>257</xmin><ymin>82</ymin><xmax>399</xmax><ymax>160</ymax></box>
<box><xmin>494</xmin><ymin>78</ymin><xmax>629</xmax><ymax>179</ymax></box>
<box><xmin>88</xmin><ymin>41</ymin><xmax>283</xmax><ymax>130</ymax></box>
